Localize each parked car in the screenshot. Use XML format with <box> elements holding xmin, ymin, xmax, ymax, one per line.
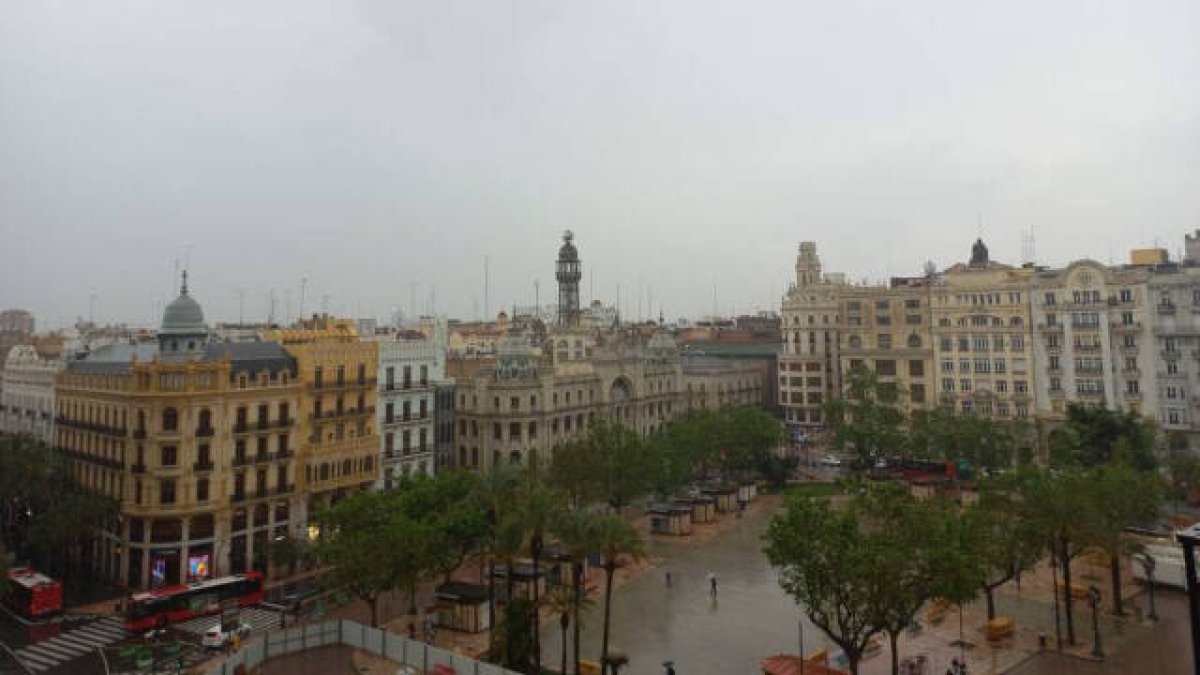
<box><xmin>201</xmin><ymin>622</ymin><xmax>253</xmax><ymax>648</ymax></box>
<box><xmin>819</xmin><ymin>454</ymin><xmax>842</xmax><ymax>467</ymax></box>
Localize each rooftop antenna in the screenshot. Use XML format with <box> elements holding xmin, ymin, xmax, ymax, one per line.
<box><xmin>236</xmin><ymin>288</ymin><xmax>246</xmax><ymax>325</ymax></box>
<box><xmin>409</xmin><ymin>282</ymin><xmax>417</xmax><ymax>322</ymax></box>
<box><xmin>534</xmin><ymin>280</ymin><xmax>540</xmax><ymax>318</ymax></box>
<box><xmin>1020</xmin><ymin>228</ymin><xmax>1035</xmax><ymax>265</ymax></box>
<box><xmin>484</xmin><ymin>255</ymin><xmax>491</xmax><ymax>321</ymax></box>
<box><xmin>299</xmin><ymin>277</ymin><xmax>308</xmax><ymax>320</ymax></box>
<box><xmin>321</xmin><ymin>294</ymin><xmax>330</xmax><ymax>315</ymax></box>
<box><xmin>268</xmin><ymin>289</ymin><xmax>276</xmax><ymax>326</ymax></box>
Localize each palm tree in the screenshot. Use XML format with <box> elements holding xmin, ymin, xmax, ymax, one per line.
<box><xmin>551</xmin><ymin>509</ymin><xmax>600</xmax><ymax>675</ymax></box>
<box><xmin>593</xmin><ymin>515</ymin><xmax>645</xmax><ymax>675</ymax></box>
<box><xmin>474</xmin><ymin>464</ymin><xmax>521</xmax><ymax>655</ymax></box>
<box><xmin>520</xmin><ymin>474</ymin><xmax>562</xmax><ymax>674</ymax></box>
<box><xmin>542</xmin><ymin>583</ymin><xmax>593</xmax><ymax>675</ymax></box>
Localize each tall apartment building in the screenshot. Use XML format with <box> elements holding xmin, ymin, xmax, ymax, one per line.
<box><xmin>376</xmin><ymin>333</ymin><xmax>443</xmax><ymax>487</ymax></box>
<box><xmin>932</xmin><ymin>240</ymin><xmax>1036</xmax><ymax>420</ymax></box>
<box><xmin>779</xmin><ymin>242</ymin><xmax>841</xmax><ymax>427</ymax></box>
<box><xmin>264</xmin><ymin>320</ymin><xmax>379</xmax><ymax>523</ymax></box>
<box><xmin>1030</xmin><ymin>261</ymin><xmax>1154</xmax><ymax>421</ymax></box>
<box><xmin>839</xmin><ymin>281</ymin><xmax>933</xmax><ymax>416</ymax></box>
<box><xmin>1</xmin><ymin>344</ymin><xmax>62</xmax><ymax>443</ymax></box>
<box><xmin>1148</xmin><ymin>259</ymin><xmax>1200</xmax><ymax>447</ymax></box>
<box><xmin>56</xmin><ymin>279</ymin><xmax>303</xmax><ymax>588</ymax></box>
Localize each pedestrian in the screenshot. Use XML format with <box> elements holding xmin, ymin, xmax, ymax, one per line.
<box><xmin>665</xmin><ymin>569</ymin><xmax>672</xmax><ymax>588</ymax></box>
<box><xmin>662</xmin><ymin>660</ymin><xmax>675</xmax><ymax>675</ymax></box>
<box><xmin>707</xmin><ymin>572</ymin><xmax>718</xmax><ymax>597</ymax></box>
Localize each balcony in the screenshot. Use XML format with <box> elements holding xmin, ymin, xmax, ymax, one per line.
<box><xmin>274</xmin><ymin>484</ymin><xmax>295</xmax><ymax>496</ymax></box>
<box><xmin>133</xmin><ymin>429</ymin><xmax>147</xmax><ymax>440</ymax></box>
<box><xmin>232</xmin><ymin>492</ymin><xmax>247</xmax><ymax>503</ymax></box>
<box><xmin>1039</xmin><ymin>323</ymin><xmax>1063</xmax><ymax>332</ymax></box>
<box><xmin>1073</xmin><ymin>344</ymin><xmax>1103</xmax><ymax>353</ymax></box>
<box><xmin>1075</xmin><ymin>367</ymin><xmax>1104</xmax><ymax>376</ymax></box>
<box><xmin>193</xmin><ymin>459</ymin><xmax>214</xmax><ymax>472</ymax></box>
<box><xmin>308</xmin><ymin>406</ymin><xmax>376</xmax><ymax>422</ymax></box>
<box><xmin>195</xmin><ymin>427</ymin><xmax>215</xmax><ymax>438</ymax></box>
<box><xmin>274</xmin><ymin>418</ymin><xmax>295</xmax><ymax>428</ymax></box>
<box><xmin>233</xmin><ymin>422</ymin><xmax>250</xmax><ymax>435</ymax></box>
<box><xmin>132</xmin><ymin>463</ymin><xmax>146</xmax><ymax>474</ymax></box>
<box><xmin>233</xmin><ymin>455</ymin><xmax>250</xmax><ymax>467</ymax></box>
<box><xmin>1159</xmin><ymin>303</ymin><xmax>1177</xmax><ymax>315</ymax></box>
<box><xmin>309</xmin><ymin>378</ymin><xmax>377</xmax><ymax>391</ymax></box>
<box><xmin>276</xmin><ymin>448</ymin><xmax>293</xmax><ymax>460</ymax></box>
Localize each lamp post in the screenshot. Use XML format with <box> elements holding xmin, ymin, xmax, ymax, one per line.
<box><xmin>1138</xmin><ymin>552</ymin><xmax>1159</xmax><ymax>622</ymax></box>
<box><xmin>798</xmin><ymin>615</ymin><xmax>805</xmax><ymax>675</ymax></box>
<box><xmin>1177</xmin><ymin>524</ymin><xmax>1200</xmax><ymax>675</ymax></box>
<box><xmin>1086</xmin><ymin>585</ymin><xmax>1104</xmax><ymax>660</ymax></box>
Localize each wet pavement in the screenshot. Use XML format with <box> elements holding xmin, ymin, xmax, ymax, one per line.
<box><xmin>545</xmin><ymin>499</ymin><xmax>1194</xmax><ymax>675</ymax></box>
<box><xmin>543</xmin><ymin>501</ymin><xmax>831</xmax><ymax>675</ymax></box>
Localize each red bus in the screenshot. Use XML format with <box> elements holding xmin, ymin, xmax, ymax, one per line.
<box><xmin>4</xmin><ymin>567</ymin><xmax>64</xmax><ymax>620</ymax></box>
<box><xmin>125</xmin><ymin>571</ymin><xmax>264</xmax><ymax>632</ymax></box>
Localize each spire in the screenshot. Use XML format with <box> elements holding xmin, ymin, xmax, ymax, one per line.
<box><xmin>181</xmin><ymin>269</ymin><xmax>189</xmax><ymax>296</ymax></box>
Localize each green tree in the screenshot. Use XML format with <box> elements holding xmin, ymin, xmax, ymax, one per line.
<box><xmin>550</xmin><ymin>421</ymin><xmax>652</xmax><ymax>512</ymax></box>
<box><xmin>314</xmin><ymin>490</ymin><xmax>433</xmax><ymax>627</ymax></box>
<box><xmin>823</xmin><ymin>369</ymin><xmax>906</xmax><ymax>474</ymax></box>
<box><xmin>592</xmin><ymin>514</ymin><xmax>645</xmax><ymax>675</ymax></box>
<box><xmin>764</xmin><ymin>493</ymin><xmax>883</xmax><ymax>675</ymax></box>
<box><xmin>517</xmin><ymin>473</ymin><xmax>562</xmax><ymax>674</ymax></box>
<box><xmin>908</xmin><ymin>409</ymin><xmax>1028</xmax><ymax>471</ymax></box>
<box><xmin>1077</xmin><ymin>464</ymin><xmax>1162</xmax><ymax>616</ymax></box>
<box><xmin>963</xmin><ymin>484</ymin><xmax>1043</xmax><ymax>619</ymax></box>
<box><xmin>1048</xmin><ymin>404</ymin><xmax>1157</xmax><ymax>470</ymax></box>
<box><xmin>550</xmin><ymin>508</ymin><xmax>601</xmax><ymax>675</ymax></box>
<box><xmin>474</xmin><ymin>465</ymin><xmax>522</xmax><ymax>655</ymax></box>
<box><xmin>1016</xmin><ymin>466</ymin><xmax>1092</xmax><ymax>645</ymax></box>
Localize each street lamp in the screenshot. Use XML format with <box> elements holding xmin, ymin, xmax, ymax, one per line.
<box><xmin>1086</xmin><ymin>585</ymin><xmax>1104</xmax><ymax>660</ymax></box>
<box><xmin>1177</xmin><ymin>523</ymin><xmax>1200</xmax><ymax>675</ymax></box>
<box><xmin>1138</xmin><ymin>552</ymin><xmax>1159</xmax><ymax>622</ymax></box>
<box><xmin>798</xmin><ymin>615</ymin><xmax>805</xmax><ymax>675</ymax></box>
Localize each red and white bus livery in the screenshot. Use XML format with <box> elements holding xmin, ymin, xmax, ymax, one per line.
<box><xmin>4</xmin><ymin>567</ymin><xmax>64</xmax><ymax>620</ymax></box>
<box><xmin>125</xmin><ymin>571</ymin><xmax>264</xmax><ymax>632</ymax></box>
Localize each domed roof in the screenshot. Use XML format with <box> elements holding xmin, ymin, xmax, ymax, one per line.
<box><xmin>160</xmin><ymin>272</ymin><xmax>207</xmax><ymax>335</ymax></box>
<box><xmin>557</xmin><ymin>230</ymin><xmax>579</xmax><ymax>262</ymax></box>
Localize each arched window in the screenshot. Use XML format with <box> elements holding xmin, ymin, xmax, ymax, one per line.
<box><xmin>848</xmin><ymin>335</ymin><xmax>862</xmax><ymax>349</ymax></box>
<box><xmin>907</xmin><ymin>334</ymin><xmax>922</xmax><ymax>349</ymax></box>
<box><xmin>162</xmin><ymin>407</ymin><xmax>178</xmax><ymax>432</ymax></box>
<box><xmin>198</xmin><ymin>409</ymin><xmax>212</xmax><ymax>431</ymax></box>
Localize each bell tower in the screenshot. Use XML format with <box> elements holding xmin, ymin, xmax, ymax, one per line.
<box><xmin>556</xmin><ymin>230</ymin><xmax>582</xmax><ymax>326</ymax></box>
<box><xmin>795</xmin><ymin>242</ymin><xmax>823</xmax><ymax>287</ymax></box>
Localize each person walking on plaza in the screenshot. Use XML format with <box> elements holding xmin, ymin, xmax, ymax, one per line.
<box><xmin>707</xmin><ymin>572</ymin><xmax>718</xmax><ymax>597</ymax></box>
<box><xmin>665</xmin><ymin>568</ymin><xmax>672</xmax><ymax>588</ymax></box>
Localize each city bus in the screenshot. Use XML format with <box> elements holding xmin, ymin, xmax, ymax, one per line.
<box><xmin>124</xmin><ymin>571</ymin><xmax>264</xmax><ymax>632</ymax></box>
<box><xmin>4</xmin><ymin>567</ymin><xmax>64</xmax><ymax>621</ymax></box>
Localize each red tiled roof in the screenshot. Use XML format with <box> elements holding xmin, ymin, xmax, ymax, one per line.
<box><xmin>761</xmin><ymin>654</ymin><xmax>847</xmax><ymax>675</ymax></box>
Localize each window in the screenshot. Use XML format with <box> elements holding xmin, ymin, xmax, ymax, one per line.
<box><xmin>335</xmin><ymin>365</ymin><xmax>345</xmax><ymax>386</ymax></box>
<box><xmin>197</xmin><ymin>478</ymin><xmax>209</xmax><ymax>502</ymax></box>
<box><xmin>905</xmin><ymin>299</ymin><xmax>920</xmax><ymax>309</ymax></box>
<box><xmin>1127</xmin><ymin>380</ymin><xmax>1140</xmax><ymax>395</ymax></box>
<box><xmin>941</xmin><ymin>360</ymin><xmax>954</xmax><ymax>373</ymax></box>
<box><xmin>1011</xmin><ymin>336</ymin><xmax>1024</xmax><ymax>351</ymax></box>
<box><xmin>1119</xmin><ymin>288</ymin><xmax>1132</xmax><ymax>303</ymax></box>
<box><xmin>907</xmin><ymin>334</ymin><xmax>922</xmax><ymax>348</ymax></box>
<box><xmin>1014</xmin><ymin>381</ymin><xmax>1028</xmax><ymax>394</ymax></box>
<box><xmin>942</xmin><ymin>378</ymin><xmax>955</xmax><ymax>392</ymax></box>
<box><xmin>314</xmin><ymin>366</ymin><xmax>324</xmax><ymax>389</ymax></box>
<box><xmin>162</xmin><ymin>407</ymin><xmax>178</xmax><ymax>432</ymax></box>
<box><xmin>908</xmin><ymin>360</ymin><xmax>924</xmax><ymax>377</ymax></box>
<box><xmin>958</xmin><ymin>338</ymin><xmax>969</xmax><ymax>351</ymax></box>
<box><xmin>161</xmin><ymin>445</ymin><xmax>177</xmax><ymax>466</ymax></box>
<box><xmin>386</xmin><ymin>367</ymin><xmax>395</xmax><ymax>389</ymax></box>
<box><xmin>910</xmin><ymin>384</ymin><xmax>926</xmax><ymax>402</ymax></box>
<box><xmin>159</xmin><ymin>479</ymin><xmax>176</xmax><ymax>505</ymax></box>
<box><xmin>358</xmin><ymin>363</ymin><xmax>367</xmax><ymax>384</ymax></box>
<box><xmin>940</xmin><ymin>338</ymin><xmax>953</xmax><ymax>351</ymax></box>
<box><xmin>996</xmin><ymin>380</ymin><xmax>1008</xmax><ymax>393</ymax></box>
<box><xmin>960</xmin><ymin>379</ymin><xmax>971</xmax><ymax>392</ymax></box>
<box><xmin>385</xmin><ymin>433</ymin><xmax>394</xmax><ymax>455</ymax></box>
<box><xmin>403</xmin><ymin>366</ymin><xmax>412</xmax><ymax>389</ymax></box>
<box><xmin>877</xmin><ymin>334</ymin><xmax>892</xmax><ymax>349</ymax></box>
<box><xmin>992</xmin><ymin>336</ymin><xmax>1005</xmax><ymax>351</ymax></box>
<box><xmin>493</xmin><ymin>423</ymin><xmax>502</xmax><ymax>440</ymax></box>
<box><xmin>420</xmin><ymin>365</ymin><xmax>428</xmax><ymax>386</ymax></box>
<box><xmin>875</xmin><ymin>360</ymin><xmax>896</xmax><ymax>376</ymax></box>
<box><xmin>973</xmin><ymin>336</ymin><xmax>989</xmax><ymax>351</ymax></box>
<box><xmin>974</xmin><ymin>359</ymin><xmax>990</xmax><ymax>373</ymax></box>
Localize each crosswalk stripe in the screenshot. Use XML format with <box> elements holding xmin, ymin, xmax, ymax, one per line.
<box><xmin>17</xmin><ymin>651</ymin><xmax>58</xmax><ymax>668</ymax></box>
<box><xmin>70</xmin><ymin>625</ymin><xmax>121</xmax><ymax>642</ymax></box>
<box><xmin>56</xmin><ymin>632</ymin><xmax>102</xmax><ymax>648</ymax></box>
<box><xmin>17</xmin><ymin>658</ymin><xmax>49</xmax><ymax>673</ymax></box>
<box><xmin>25</xmin><ymin>642</ymin><xmax>83</xmax><ymax>659</ymax></box>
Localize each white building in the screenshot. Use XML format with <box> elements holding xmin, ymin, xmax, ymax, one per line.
<box><xmin>375</xmin><ymin>330</ymin><xmax>446</xmax><ymax>487</ymax></box>
<box><xmin>0</xmin><ymin>345</ymin><xmax>63</xmax><ymax>443</ymax></box>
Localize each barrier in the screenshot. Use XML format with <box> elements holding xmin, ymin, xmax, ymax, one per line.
<box><xmin>212</xmin><ymin>618</ymin><xmax>520</xmax><ymax>675</ymax></box>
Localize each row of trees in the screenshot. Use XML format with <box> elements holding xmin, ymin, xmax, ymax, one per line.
<box><xmin>314</xmin><ymin>464</ymin><xmax>645</xmax><ymax>675</ymax></box>
<box><xmin>765</xmin><ymin>463</ymin><xmax>1162</xmax><ymax>675</ymax></box>
<box><xmin>0</xmin><ymin>434</ymin><xmax>118</xmax><ymax>580</ymax></box>
<box><xmin>549</xmin><ymin>407</ymin><xmax>789</xmax><ymax>509</ymax></box>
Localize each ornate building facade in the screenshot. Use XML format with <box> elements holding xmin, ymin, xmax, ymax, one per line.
<box><xmin>0</xmin><ymin>344</ymin><xmax>62</xmax><ymax>443</ymax></box>
<box><xmin>375</xmin><ymin>331</ymin><xmax>444</xmax><ymax>487</ymax></box>
<box><xmin>56</xmin><ymin>279</ymin><xmax>304</xmax><ymax>589</ymax></box>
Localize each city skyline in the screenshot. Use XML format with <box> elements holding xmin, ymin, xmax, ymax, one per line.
<box><xmin>3</xmin><ymin>1</ymin><xmax>1197</xmax><ymax>328</ymax></box>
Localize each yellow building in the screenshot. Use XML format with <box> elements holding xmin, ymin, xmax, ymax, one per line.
<box><xmin>56</xmin><ymin>279</ymin><xmax>303</xmax><ymax>588</ymax></box>
<box><xmin>838</xmin><ymin>282</ymin><xmax>934</xmax><ymax>416</ymax></box>
<box><xmin>931</xmin><ymin>239</ymin><xmax>1037</xmax><ymax>420</ymax></box>
<box><xmin>264</xmin><ymin>318</ymin><xmax>379</xmax><ymax>524</ymax></box>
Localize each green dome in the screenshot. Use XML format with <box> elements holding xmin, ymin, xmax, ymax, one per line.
<box><xmin>161</xmin><ymin>272</ymin><xmax>206</xmax><ymax>335</ymax></box>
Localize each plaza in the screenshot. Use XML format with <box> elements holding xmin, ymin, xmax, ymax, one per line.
<box><xmin>549</xmin><ymin>494</ymin><xmax>1193</xmax><ymax>675</ymax></box>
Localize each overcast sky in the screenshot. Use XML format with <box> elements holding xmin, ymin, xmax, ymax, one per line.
<box><xmin>1</xmin><ymin>1</ymin><xmax>1197</xmax><ymax>330</ymax></box>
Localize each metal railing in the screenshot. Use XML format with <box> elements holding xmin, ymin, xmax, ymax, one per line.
<box><xmin>212</xmin><ymin>619</ymin><xmax>519</xmax><ymax>675</ymax></box>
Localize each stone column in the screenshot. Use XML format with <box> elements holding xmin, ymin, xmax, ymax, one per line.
<box><xmin>179</xmin><ymin>517</ymin><xmax>190</xmax><ymax>583</ymax></box>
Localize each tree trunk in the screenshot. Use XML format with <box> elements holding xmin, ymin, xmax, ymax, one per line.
<box><xmin>1060</xmin><ymin>537</ymin><xmax>1076</xmax><ymax>645</ymax></box>
<box><xmin>367</xmin><ymin>595</ymin><xmax>379</xmax><ymax>628</ymax></box>
<box><xmin>560</xmin><ymin>612</ymin><xmax>570</xmax><ymax>675</ymax></box>
<box><xmin>600</xmin><ymin>564</ymin><xmax>615</xmax><ymax>675</ymax></box>
<box><xmin>488</xmin><ymin>556</ymin><xmax>497</xmax><ymax>656</ymax></box>
<box><xmin>409</xmin><ymin>582</ymin><xmax>418</xmax><ymax>615</ymax></box>
<box><xmin>888</xmin><ymin>630</ymin><xmax>899</xmax><ymax>675</ymax></box>
<box><xmin>532</xmin><ymin>538</ymin><xmax>542</xmax><ymax>675</ymax></box>
<box><xmin>985</xmin><ymin>585</ymin><xmax>996</xmax><ymax>620</ymax></box>
<box><xmin>572</xmin><ymin>561</ymin><xmax>583</xmax><ymax>675</ymax></box>
<box><xmin>847</xmin><ymin>651</ymin><xmax>860</xmax><ymax>675</ymax></box>
<box><xmin>1110</xmin><ymin>553</ymin><xmax>1124</xmax><ymax>616</ymax></box>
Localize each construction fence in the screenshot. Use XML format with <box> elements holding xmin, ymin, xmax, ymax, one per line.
<box><xmin>212</xmin><ymin>618</ymin><xmax>520</xmax><ymax>675</ymax></box>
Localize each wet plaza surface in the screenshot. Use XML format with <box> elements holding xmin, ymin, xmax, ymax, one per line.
<box><xmin>544</xmin><ymin>503</ymin><xmax>828</xmax><ymax>675</ymax></box>
<box><xmin>546</xmin><ymin>498</ymin><xmax>1196</xmax><ymax>675</ymax></box>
